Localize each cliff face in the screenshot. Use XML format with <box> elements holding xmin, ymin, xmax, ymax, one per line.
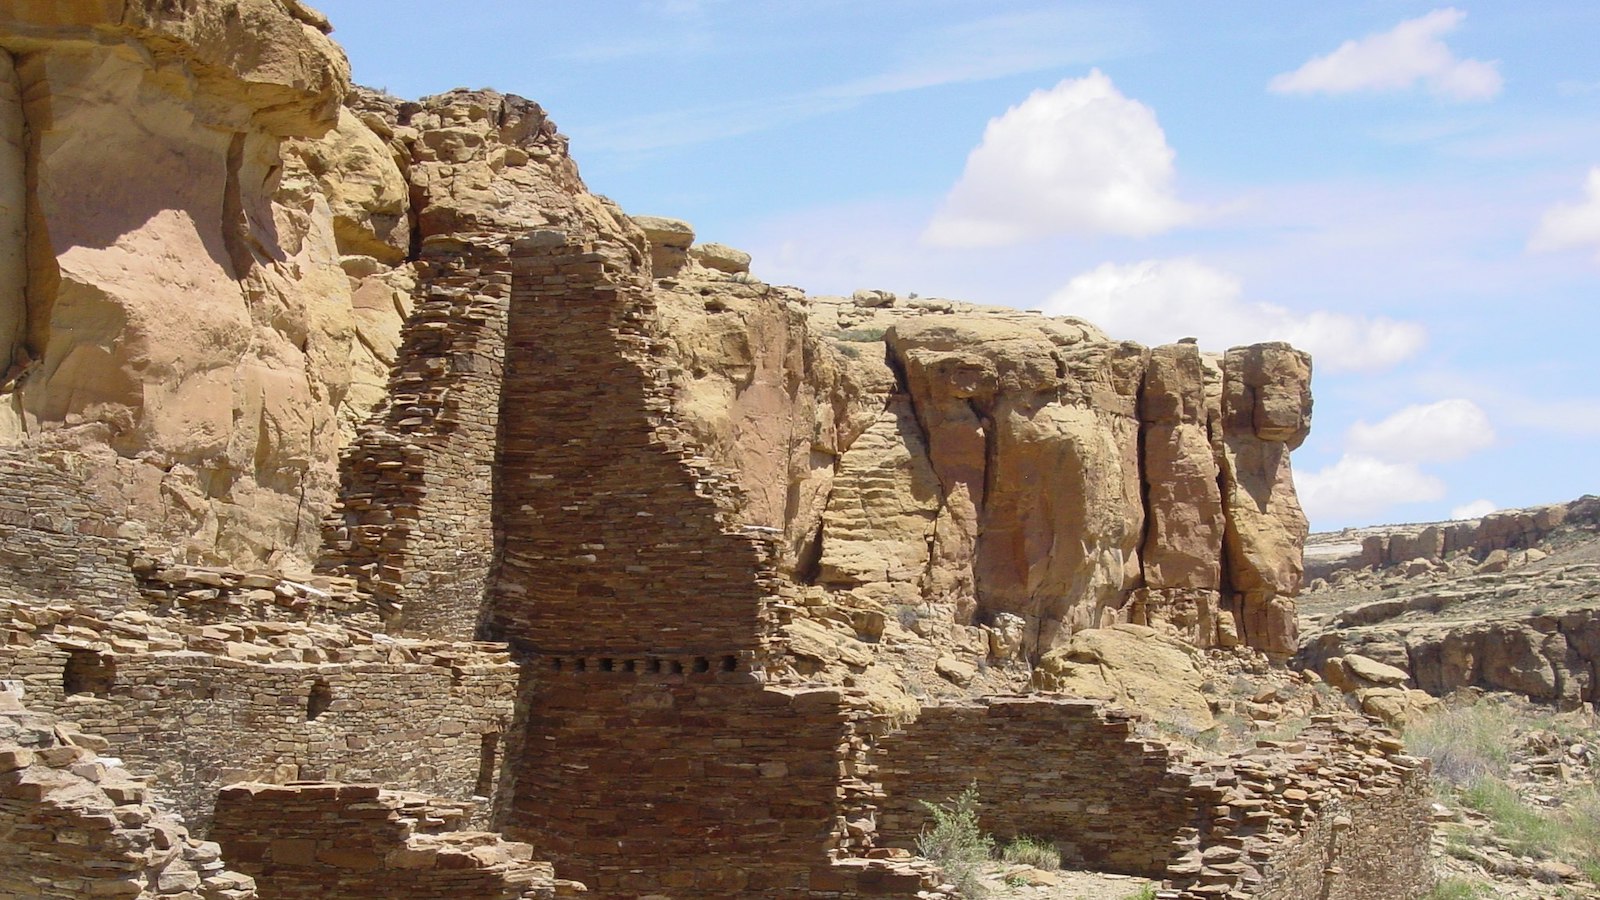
<box><xmin>0</xmin><ymin>1</ymin><xmax>1312</xmax><ymax>660</ymax></box>
<box><xmin>652</xmin><ymin>257</ymin><xmax>1312</xmax><ymax>660</ymax></box>
<box><xmin>0</xmin><ymin>1</ymin><xmax>360</xmax><ymax>569</ymax></box>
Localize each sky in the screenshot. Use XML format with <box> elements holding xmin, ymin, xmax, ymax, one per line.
<box><xmin>314</xmin><ymin>0</ymin><xmax>1600</xmax><ymax>532</ymax></box>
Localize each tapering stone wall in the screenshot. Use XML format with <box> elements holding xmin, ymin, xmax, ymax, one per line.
<box><xmin>319</xmin><ymin>236</ymin><xmax>512</xmax><ymax>639</ymax></box>
<box><xmin>489</xmin><ymin>232</ymin><xmax>784</xmax><ymax>658</ymax></box>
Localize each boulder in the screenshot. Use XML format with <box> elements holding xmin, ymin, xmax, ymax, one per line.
<box><xmin>689</xmin><ymin>242</ymin><xmax>751</xmax><ymax>274</ymax></box>
<box><xmin>1033</xmin><ymin>624</ymin><xmax>1213</xmax><ymax>728</ymax></box>
<box><xmin>632</xmin><ymin>215</ymin><xmax>694</xmax><ymax>276</ymax></box>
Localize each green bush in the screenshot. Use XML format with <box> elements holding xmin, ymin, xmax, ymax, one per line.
<box><xmin>916</xmin><ymin>783</ymin><xmax>993</xmax><ymax>898</ymax></box>
<box><xmin>999</xmin><ymin>834</ymin><xmax>1060</xmax><ymax>870</ymax></box>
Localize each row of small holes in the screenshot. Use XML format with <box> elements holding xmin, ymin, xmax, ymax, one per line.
<box><xmin>549</xmin><ymin>655</ymin><xmax>738</xmax><ymax>674</ymax></box>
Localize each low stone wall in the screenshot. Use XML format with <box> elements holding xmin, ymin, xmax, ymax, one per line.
<box><xmin>0</xmin><ymin>600</ymin><xmax>516</xmax><ymax>830</ymax></box>
<box><xmin>876</xmin><ymin>696</ymin><xmax>1202</xmax><ymax>877</ymax></box>
<box><xmin>213</xmin><ymin>782</ymin><xmax>583</xmax><ymax>899</ymax></box>
<box><xmin>1170</xmin><ymin>716</ymin><xmax>1433</xmax><ymax>899</ymax></box>
<box><xmin>1252</xmin><ymin>769</ymin><xmax>1434</xmax><ymax>900</ymax></box>
<box><xmin>0</xmin><ymin>692</ymin><xmax>259</xmax><ymax>899</ymax></box>
<box><xmin>504</xmin><ymin>672</ymin><xmax>881</xmax><ymax>899</ymax></box>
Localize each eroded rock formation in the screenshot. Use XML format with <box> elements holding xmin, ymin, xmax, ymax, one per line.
<box><xmin>0</xmin><ymin>3</ymin><xmax>1369</xmax><ymax>899</ymax></box>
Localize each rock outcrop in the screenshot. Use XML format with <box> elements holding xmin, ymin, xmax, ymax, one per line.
<box><xmin>1299</xmin><ymin>497</ymin><xmax>1600</xmax><ymax>708</ymax></box>
<box><xmin>0</xmin><ymin>3</ymin><xmax>1338</xmax><ymax>897</ymax></box>
<box><xmin>0</xmin><ymin>1</ymin><xmax>366</xmax><ymax>570</ymax></box>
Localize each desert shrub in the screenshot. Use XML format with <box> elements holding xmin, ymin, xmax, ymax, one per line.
<box><xmin>835</xmin><ymin>326</ymin><xmax>887</xmax><ymax>343</ymax></box>
<box><xmin>999</xmin><ymin>834</ymin><xmax>1059</xmax><ymax>870</ymax></box>
<box><xmin>1122</xmin><ymin>886</ymin><xmax>1158</xmax><ymax>900</ymax></box>
<box><xmin>1422</xmin><ymin>877</ymin><xmax>1492</xmax><ymax>899</ymax></box>
<box><xmin>916</xmin><ymin>782</ymin><xmax>992</xmax><ymax>898</ymax></box>
<box><xmin>894</xmin><ymin>604</ymin><xmax>922</xmax><ymax>630</ymax></box>
<box><xmin>1403</xmin><ymin>704</ymin><xmax>1516</xmax><ymax>788</ymax></box>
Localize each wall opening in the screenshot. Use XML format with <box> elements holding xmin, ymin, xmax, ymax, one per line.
<box><xmin>306</xmin><ymin>679</ymin><xmax>333</xmax><ymax>721</ymax></box>
<box><xmin>63</xmin><ymin>650</ymin><xmax>115</xmax><ymax>697</ymax></box>
<box><xmin>476</xmin><ymin>731</ymin><xmax>500</xmax><ymax>798</ymax></box>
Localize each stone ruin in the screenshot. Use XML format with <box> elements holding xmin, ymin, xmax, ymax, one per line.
<box><xmin>0</xmin><ymin>2</ymin><xmax>1436</xmax><ymax>898</ymax></box>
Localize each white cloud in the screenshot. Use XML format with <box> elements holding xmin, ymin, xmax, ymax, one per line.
<box><xmin>1530</xmin><ymin>167</ymin><xmax>1600</xmax><ymax>259</ymax></box>
<box><xmin>1450</xmin><ymin>499</ymin><xmax>1497</xmax><ymax>520</ymax></box>
<box><xmin>923</xmin><ymin>70</ymin><xmax>1196</xmax><ymax>246</ymax></box>
<box><xmin>1043</xmin><ymin>258</ymin><xmax>1426</xmax><ymax>372</ymax></box>
<box><xmin>1295</xmin><ymin>454</ymin><xmax>1446</xmax><ymax>523</ymax></box>
<box><xmin>1347</xmin><ymin>398</ymin><xmax>1494</xmax><ymax>463</ymax></box>
<box><xmin>1269</xmin><ymin>8</ymin><xmax>1502</xmax><ymax>102</ymax></box>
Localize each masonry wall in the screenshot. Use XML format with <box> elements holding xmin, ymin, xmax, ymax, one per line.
<box><xmin>0</xmin><ymin>602</ymin><xmax>517</xmax><ymax>831</ymax></box>
<box><xmin>213</xmin><ymin>782</ymin><xmax>580</xmax><ymax>899</ymax></box>
<box><xmin>876</xmin><ymin>696</ymin><xmax>1202</xmax><ymax>877</ymax></box>
<box><xmin>319</xmin><ymin>237</ymin><xmax>512</xmax><ymax>639</ymax></box>
<box><xmin>1254</xmin><ymin>774</ymin><xmax>1434</xmax><ymax>900</ymax></box>
<box><xmin>504</xmin><ymin>672</ymin><xmax>876</xmax><ymax>899</ymax></box>
<box><xmin>489</xmin><ymin>233</ymin><xmax>782</xmax><ymax>657</ymax></box>
<box><xmin>0</xmin><ymin>693</ymin><xmax>259</xmax><ymax>900</ymax></box>
<box><xmin>0</xmin><ymin>450</ymin><xmax>138</xmax><ymax>607</ymax></box>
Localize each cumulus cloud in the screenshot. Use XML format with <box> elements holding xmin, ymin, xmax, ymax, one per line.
<box><xmin>924</xmin><ymin>70</ymin><xmax>1196</xmax><ymax>246</ymax></box>
<box><xmin>1269</xmin><ymin>8</ymin><xmax>1502</xmax><ymax>102</ymax></box>
<box><xmin>1347</xmin><ymin>398</ymin><xmax>1495</xmax><ymax>463</ymax></box>
<box><xmin>1450</xmin><ymin>499</ymin><xmax>1498</xmax><ymax>520</ymax></box>
<box><xmin>1043</xmin><ymin>258</ymin><xmax>1426</xmax><ymax>372</ymax></box>
<box><xmin>1296</xmin><ymin>454</ymin><xmax>1447</xmax><ymax>522</ymax></box>
<box><xmin>1530</xmin><ymin>167</ymin><xmax>1600</xmax><ymax>259</ymax></box>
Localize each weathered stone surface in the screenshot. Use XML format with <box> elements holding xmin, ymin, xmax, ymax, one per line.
<box><xmin>1218</xmin><ymin>343</ymin><xmax>1312</xmax><ymax>658</ymax></box>
<box><xmin>294</xmin><ymin>107</ymin><xmax>410</xmax><ymax>263</ymax></box>
<box><xmin>1033</xmin><ymin>624</ymin><xmax>1213</xmax><ymax>727</ymax></box>
<box><xmin>690</xmin><ymin>241</ymin><xmax>752</xmax><ymax>274</ymax></box>
<box><xmin>0</xmin><ymin>0</ymin><xmax>361</xmax><ymax>570</ymax></box>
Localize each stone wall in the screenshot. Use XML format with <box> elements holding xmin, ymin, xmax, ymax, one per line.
<box><xmin>876</xmin><ymin>696</ymin><xmax>1202</xmax><ymax>876</ymax></box>
<box><xmin>875</xmin><ymin>698</ymin><xmax>1432</xmax><ymax>900</ymax></box>
<box><xmin>0</xmin><ymin>600</ymin><xmax>516</xmax><ymax>830</ymax></box>
<box><xmin>0</xmin><ymin>450</ymin><xmax>139</xmax><ymax>606</ymax></box>
<box><xmin>489</xmin><ymin>232</ymin><xmax>783</xmax><ymax>658</ymax></box>
<box><xmin>504</xmin><ymin>673</ymin><xmax>879</xmax><ymax>899</ymax></box>
<box><xmin>319</xmin><ymin>238</ymin><xmax>512</xmax><ymax>639</ymax></box>
<box><xmin>1252</xmin><ymin>772</ymin><xmax>1434</xmax><ymax>900</ymax></box>
<box><xmin>213</xmin><ymin>782</ymin><xmax>583</xmax><ymax>899</ymax></box>
<box><xmin>0</xmin><ymin>692</ymin><xmax>258</xmax><ymax>899</ymax></box>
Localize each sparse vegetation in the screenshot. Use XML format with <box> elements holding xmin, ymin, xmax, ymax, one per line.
<box><xmin>1403</xmin><ymin>703</ymin><xmax>1515</xmax><ymax>788</ymax></box>
<box><xmin>999</xmin><ymin>834</ymin><xmax>1059</xmax><ymax>870</ymax></box>
<box><xmin>916</xmin><ymin>783</ymin><xmax>993</xmax><ymax>898</ymax></box>
<box><xmin>1422</xmin><ymin>876</ymin><xmax>1492</xmax><ymax>899</ymax></box>
<box><xmin>1121</xmin><ymin>885</ymin><xmax>1158</xmax><ymax>900</ymax></box>
<box><xmin>1405</xmin><ymin>701</ymin><xmax>1600</xmax><ymax>884</ymax></box>
<box><xmin>835</xmin><ymin>326</ymin><xmax>887</xmax><ymax>343</ymax></box>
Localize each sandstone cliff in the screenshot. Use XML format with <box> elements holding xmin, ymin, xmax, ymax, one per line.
<box><xmin>0</xmin><ymin>1</ymin><xmax>1313</xmax><ymax>664</ymax></box>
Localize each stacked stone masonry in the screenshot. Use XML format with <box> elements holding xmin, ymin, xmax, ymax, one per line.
<box><xmin>0</xmin><ymin>598</ymin><xmax>516</xmax><ymax>830</ymax></box>
<box><xmin>0</xmin><ymin>691</ymin><xmax>259</xmax><ymax>899</ymax></box>
<box><xmin>489</xmin><ymin>232</ymin><xmax>784</xmax><ymax>659</ymax></box>
<box><xmin>875</xmin><ymin>698</ymin><xmax>1433</xmax><ymax>899</ymax></box>
<box><xmin>877</xmin><ymin>696</ymin><xmax>1204</xmax><ymax>876</ymax></box>
<box><xmin>319</xmin><ymin>238</ymin><xmax>512</xmax><ymax>639</ymax></box>
<box><xmin>507</xmin><ymin>674</ymin><xmax>890</xmax><ymax>898</ymax></box>
<box><xmin>212</xmin><ymin>782</ymin><xmax>584</xmax><ymax>899</ymax></box>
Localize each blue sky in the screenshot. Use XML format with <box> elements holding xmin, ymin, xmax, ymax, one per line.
<box><xmin>315</xmin><ymin>0</ymin><xmax>1600</xmax><ymax>531</ymax></box>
